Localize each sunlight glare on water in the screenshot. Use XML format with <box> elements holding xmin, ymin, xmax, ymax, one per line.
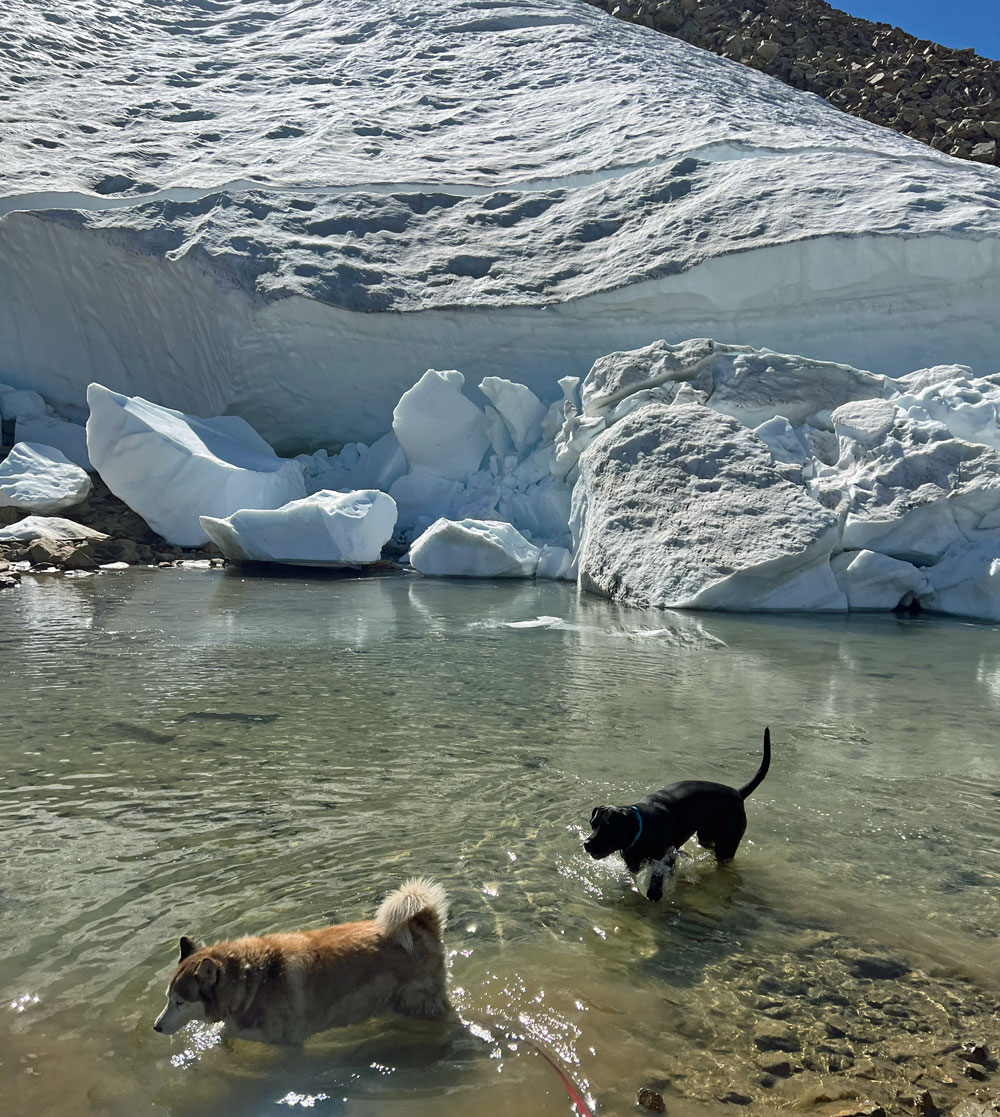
<box><xmin>1</xmin><ymin>567</ymin><xmax>998</xmax><ymax>1116</ymax></box>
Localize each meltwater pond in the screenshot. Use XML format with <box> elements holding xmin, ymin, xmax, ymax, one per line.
<box><xmin>1</xmin><ymin>567</ymin><xmax>998</xmax><ymax>1117</ymax></box>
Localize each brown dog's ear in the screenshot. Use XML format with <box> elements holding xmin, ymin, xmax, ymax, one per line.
<box><xmin>179</xmin><ymin>936</ymin><xmax>198</xmax><ymax>960</ymax></box>
<box><xmin>195</xmin><ymin>957</ymin><xmax>219</xmax><ymax>988</ymax></box>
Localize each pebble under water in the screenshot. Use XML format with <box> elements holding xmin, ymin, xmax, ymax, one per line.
<box><xmin>1</xmin><ymin>566</ymin><xmax>998</xmax><ymax>1116</ymax></box>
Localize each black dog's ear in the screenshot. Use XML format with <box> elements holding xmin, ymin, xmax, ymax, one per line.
<box><xmin>179</xmin><ymin>936</ymin><xmax>198</xmax><ymax>960</ymax></box>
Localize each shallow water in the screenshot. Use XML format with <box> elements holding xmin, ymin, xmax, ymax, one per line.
<box><xmin>1</xmin><ymin>567</ymin><xmax>998</xmax><ymax>1116</ymax></box>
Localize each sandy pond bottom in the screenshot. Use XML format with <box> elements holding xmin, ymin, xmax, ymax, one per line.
<box><xmin>0</xmin><ymin>567</ymin><xmax>998</xmax><ymax>1117</ymax></box>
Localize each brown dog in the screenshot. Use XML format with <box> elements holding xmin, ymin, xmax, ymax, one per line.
<box><xmin>153</xmin><ymin>879</ymin><xmax>449</xmax><ymax>1044</ymax></box>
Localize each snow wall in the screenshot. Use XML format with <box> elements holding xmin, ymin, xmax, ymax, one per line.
<box><xmin>2</xmin><ymin>0</ymin><xmax>1000</xmax><ymax>452</ymax></box>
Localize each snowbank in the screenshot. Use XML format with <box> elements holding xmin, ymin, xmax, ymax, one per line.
<box><xmin>3</xmin><ymin>0</ymin><xmax>1000</xmax><ymax>448</ymax></box>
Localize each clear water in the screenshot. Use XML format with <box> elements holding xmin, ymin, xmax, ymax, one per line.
<box><xmin>1</xmin><ymin>567</ymin><xmax>998</xmax><ymax>1116</ymax></box>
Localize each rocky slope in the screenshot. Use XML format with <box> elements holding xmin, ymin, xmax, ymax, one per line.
<box><xmin>591</xmin><ymin>0</ymin><xmax>1000</xmax><ymax>164</ymax></box>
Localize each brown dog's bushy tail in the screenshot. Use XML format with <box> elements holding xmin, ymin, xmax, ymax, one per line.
<box><xmin>375</xmin><ymin>878</ymin><xmax>449</xmax><ymax>951</ymax></box>
<box><xmin>739</xmin><ymin>727</ymin><xmax>771</xmax><ymax>800</ymax></box>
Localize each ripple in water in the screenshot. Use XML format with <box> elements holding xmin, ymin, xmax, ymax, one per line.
<box><xmin>0</xmin><ymin>569</ymin><xmax>998</xmax><ymax>1114</ymax></box>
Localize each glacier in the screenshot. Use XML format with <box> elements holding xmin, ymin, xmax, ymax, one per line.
<box><xmin>2</xmin><ymin>0</ymin><xmax>1000</xmax><ymax>620</ymax></box>
<box><xmin>2</xmin><ymin>0</ymin><xmax>1000</xmax><ymax>451</ymax></box>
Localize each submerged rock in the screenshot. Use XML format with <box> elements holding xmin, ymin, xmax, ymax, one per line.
<box><xmin>636</xmin><ymin>1087</ymin><xmax>666</xmax><ymax>1113</ymax></box>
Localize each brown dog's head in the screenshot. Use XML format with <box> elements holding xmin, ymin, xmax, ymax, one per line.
<box><xmin>152</xmin><ymin>936</ymin><xmax>219</xmax><ymax>1035</ymax></box>
<box><xmin>583</xmin><ymin>805</ymin><xmax>639</xmax><ymax>860</ymax></box>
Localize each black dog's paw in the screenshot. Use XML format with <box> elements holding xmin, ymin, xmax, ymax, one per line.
<box><xmin>646</xmin><ymin>884</ymin><xmax>663</xmax><ymax>902</ymax></box>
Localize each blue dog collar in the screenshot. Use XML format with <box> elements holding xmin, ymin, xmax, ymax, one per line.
<box><xmin>624</xmin><ymin>806</ymin><xmax>643</xmax><ymax>850</ymax></box>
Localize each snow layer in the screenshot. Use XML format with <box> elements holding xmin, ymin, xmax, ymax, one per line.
<box><xmin>3</xmin><ymin>0</ymin><xmax>1000</xmax><ymax>448</ymax></box>
<box><xmin>199</xmin><ymin>489</ymin><xmax>396</xmax><ymax>566</ymax></box>
<box><xmin>0</xmin><ymin>442</ymin><xmax>92</xmax><ymax>513</ymax></box>
<box><xmin>85</xmin><ymin>383</ymin><xmax>306</xmax><ymax>546</ymax></box>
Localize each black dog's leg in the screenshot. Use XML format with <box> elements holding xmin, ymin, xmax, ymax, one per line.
<box><xmin>710</xmin><ymin>816</ymin><xmax>747</xmax><ymax>863</ymax></box>
<box><xmin>645</xmin><ymin>848</ymin><xmax>678</xmax><ymax>902</ymax></box>
<box><xmin>647</xmin><ymin>864</ymin><xmax>665</xmax><ymax>902</ymax></box>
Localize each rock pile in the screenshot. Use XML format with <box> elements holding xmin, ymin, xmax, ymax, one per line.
<box><xmin>634</xmin><ymin>928</ymin><xmax>1000</xmax><ymax>1116</ymax></box>
<box><xmin>589</xmin><ymin>0</ymin><xmax>1000</xmax><ymax>164</ymax></box>
<box><xmin>0</xmin><ymin>444</ymin><xmax>212</xmax><ymax>584</ymax></box>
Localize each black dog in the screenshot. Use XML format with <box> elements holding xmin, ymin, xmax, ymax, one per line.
<box><xmin>583</xmin><ymin>728</ymin><xmax>771</xmax><ymax>901</ymax></box>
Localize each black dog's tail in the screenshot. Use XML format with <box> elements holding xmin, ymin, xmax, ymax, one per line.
<box><xmin>738</xmin><ymin>727</ymin><xmax>771</xmax><ymax>800</ymax></box>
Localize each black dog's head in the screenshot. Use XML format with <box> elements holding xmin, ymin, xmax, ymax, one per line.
<box><xmin>584</xmin><ymin>805</ymin><xmax>637</xmax><ymax>860</ymax></box>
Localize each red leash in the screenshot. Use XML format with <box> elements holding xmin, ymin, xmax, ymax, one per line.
<box><xmin>461</xmin><ymin>1011</ymin><xmax>596</xmax><ymax>1117</ymax></box>
<box><xmin>523</xmin><ymin>1035</ymin><xmax>596</xmax><ymax>1117</ymax></box>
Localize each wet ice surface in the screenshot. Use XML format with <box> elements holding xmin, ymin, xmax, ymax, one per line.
<box><xmin>0</xmin><ymin>568</ymin><xmax>998</xmax><ymax>1115</ymax></box>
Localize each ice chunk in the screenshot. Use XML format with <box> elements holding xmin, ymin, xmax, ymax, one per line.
<box><xmin>753</xmin><ymin>416</ymin><xmax>810</xmax><ymax>465</ymax></box>
<box><xmin>811</xmin><ymin>399</ymin><xmax>1000</xmax><ymax>565</ymax></box>
<box><xmin>551</xmin><ymin>409</ymin><xmax>606</xmax><ymax>481</ymax></box>
<box><xmin>86</xmin><ymin>383</ymin><xmax>307</xmax><ymax>547</ymax></box>
<box><xmin>710</xmin><ymin>348</ymin><xmax>885</xmax><ymax>428</ymax></box>
<box><xmin>582</xmin><ymin>339</ymin><xmax>718</xmax><ymax>417</ymax></box>
<box><xmin>409</xmin><ymin>518</ymin><xmax>541</xmax><ymax>578</ymax></box>
<box><xmin>483</xmin><ymin>405</ymin><xmax>514</xmax><ymax>460</ymax></box>
<box><xmin>298</xmin><ymin>431</ymin><xmax>408</xmax><ymax>496</ymax></box>
<box><xmin>830</xmin><ymin>550</ymin><xmax>930</xmax><ymax>611</ymax></box>
<box><xmin>478</xmin><ymin>377</ymin><xmax>546</xmax><ymax>452</ymax></box>
<box><xmin>831</xmin><ymin>398</ymin><xmax>897</xmax><ymax>456</ymax></box>
<box><xmin>14</xmin><ymin>415</ymin><xmax>91</xmax><ymax>470</ymax></box>
<box><xmin>0</xmin><ymin>442</ymin><xmax>92</xmax><ymax>513</ymax></box>
<box><xmin>388</xmin><ymin>468</ymin><xmax>469</xmax><ymax>538</ymax></box>
<box><xmin>580</xmin><ymin>339</ymin><xmax>885</xmax><ymax>429</ymax></box>
<box><xmin>199</xmin><ymin>489</ymin><xmax>396</xmax><ymax>566</ymax></box>
<box><xmin>920</xmin><ymin>541</ymin><xmax>1000</xmax><ymax>622</ymax></box>
<box><xmin>893</xmin><ymin>371</ymin><xmax>1000</xmax><ymax>451</ymax></box>
<box><xmin>573</xmin><ymin>402</ymin><xmax>845</xmax><ymax>610</ymax></box>
<box><xmin>536</xmin><ymin>544</ymin><xmax>576</xmax><ymax>581</ymax></box>
<box><xmin>497</xmin><ymin>472</ymin><xmax>572</xmax><ymax>550</ymax></box>
<box><xmin>0</xmin><ymin>388</ymin><xmax>46</xmax><ymax>422</ymax></box>
<box><xmin>0</xmin><ymin>515</ymin><xmax>107</xmax><ymax>543</ymax></box>
<box><xmin>392</xmin><ymin>370</ymin><xmax>488</xmax><ymax>481</ymax></box>
<box><xmin>889</xmin><ymin>364</ymin><xmax>974</xmax><ymax>395</ymax></box>
<box><xmin>355</xmin><ymin>431</ymin><xmax>409</xmax><ymax>492</ymax></box>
